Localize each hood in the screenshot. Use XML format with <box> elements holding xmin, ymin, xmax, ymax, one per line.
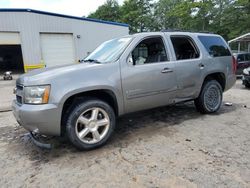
<box><xmin>17</xmin><ymin>63</ymin><xmax>101</xmax><ymax>85</ymax></box>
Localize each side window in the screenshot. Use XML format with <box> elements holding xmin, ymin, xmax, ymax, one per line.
<box><xmin>237</xmin><ymin>54</ymin><xmax>245</xmax><ymax>62</ymax></box>
<box><xmin>245</xmin><ymin>54</ymin><xmax>250</xmax><ymax>61</ymax></box>
<box><xmin>170</xmin><ymin>36</ymin><xmax>199</xmax><ymax>60</ymax></box>
<box><xmin>198</xmin><ymin>36</ymin><xmax>231</xmax><ymax>57</ymax></box>
<box><xmin>131</xmin><ymin>37</ymin><xmax>168</xmax><ymax>65</ymax></box>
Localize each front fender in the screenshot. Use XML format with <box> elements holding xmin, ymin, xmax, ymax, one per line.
<box><xmin>57</xmin><ymin>85</ymin><xmax>124</xmax><ymax>116</ymax></box>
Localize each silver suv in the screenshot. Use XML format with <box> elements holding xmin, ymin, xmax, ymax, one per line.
<box><xmin>12</xmin><ymin>31</ymin><xmax>236</xmax><ymax>150</ymax></box>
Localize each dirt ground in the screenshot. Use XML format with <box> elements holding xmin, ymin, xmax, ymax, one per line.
<box><xmin>0</xmin><ymin>74</ymin><xmax>18</xmax><ymax>111</ymax></box>
<box><xmin>0</xmin><ymin>80</ymin><xmax>249</xmax><ymax>188</ymax></box>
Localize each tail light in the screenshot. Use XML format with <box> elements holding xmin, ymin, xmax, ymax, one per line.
<box><xmin>232</xmin><ymin>56</ymin><xmax>237</xmax><ymax>74</ymax></box>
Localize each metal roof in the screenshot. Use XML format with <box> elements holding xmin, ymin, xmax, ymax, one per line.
<box><xmin>228</xmin><ymin>33</ymin><xmax>250</xmax><ymax>43</ymax></box>
<box><xmin>0</xmin><ymin>8</ymin><xmax>129</xmax><ymax>28</ymax></box>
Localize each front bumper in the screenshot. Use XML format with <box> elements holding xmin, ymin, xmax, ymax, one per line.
<box><xmin>29</xmin><ymin>131</ymin><xmax>52</xmax><ymax>149</ymax></box>
<box><xmin>12</xmin><ymin>100</ymin><xmax>61</xmax><ymax>136</ymax></box>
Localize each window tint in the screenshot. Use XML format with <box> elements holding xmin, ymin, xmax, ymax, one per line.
<box><xmin>237</xmin><ymin>54</ymin><xmax>245</xmax><ymax>62</ymax></box>
<box><xmin>170</xmin><ymin>36</ymin><xmax>199</xmax><ymax>60</ymax></box>
<box><xmin>198</xmin><ymin>36</ymin><xmax>231</xmax><ymax>57</ymax></box>
<box><xmin>245</xmin><ymin>53</ymin><xmax>250</xmax><ymax>61</ymax></box>
<box><xmin>131</xmin><ymin>37</ymin><xmax>168</xmax><ymax>65</ymax></box>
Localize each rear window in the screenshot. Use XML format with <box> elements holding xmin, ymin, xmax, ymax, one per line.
<box><xmin>198</xmin><ymin>36</ymin><xmax>231</xmax><ymax>57</ymax></box>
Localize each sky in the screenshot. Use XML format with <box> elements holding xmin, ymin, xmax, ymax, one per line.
<box><xmin>0</xmin><ymin>0</ymin><xmax>124</xmax><ymax>17</ymax></box>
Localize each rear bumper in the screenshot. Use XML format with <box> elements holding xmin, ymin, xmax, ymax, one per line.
<box><xmin>12</xmin><ymin>100</ymin><xmax>61</xmax><ymax>136</ymax></box>
<box><xmin>225</xmin><ymin>74</ymin><xmax>236</xmax><ymax>91</ymax></box>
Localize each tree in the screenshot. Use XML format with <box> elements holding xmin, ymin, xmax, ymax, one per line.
<box><xmin>154</xmin><ymin>0</ymin><xmax>182</xmax><ymax>30</ymax></box>
<box><xmin>120</xmin><ymin>0</ymin><xmax>155</xmax><ymax>33</ymax></box>
<box><xmin>88</xmin><ymin>0</ymin><xmax>121</xmax><ymax>22</ymax></box>
<box><xmin>88</xmin><ymin>0</ymin><xmax>250</xmax><ymax>40</ymax></box>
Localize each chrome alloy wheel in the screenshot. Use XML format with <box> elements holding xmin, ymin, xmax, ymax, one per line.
<box><xmin>75</xmin><ymin>107</ymin><xmax>110</xmax><ymax>144</ymax></box>
<box><xmin>204</xmin><ymin>85</ymin><xmax>221</xmax><ymax>111</ymax></box>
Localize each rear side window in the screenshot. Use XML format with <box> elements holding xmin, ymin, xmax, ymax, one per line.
<box><xmin>198</xmin><ymin>36</ymin><xmax>231</xmax><ymax>57</ymax></box>
<box><xmin>170</xmin><ymin>36</ymin><xmax>199</xmax><ymax>60</ymax></box>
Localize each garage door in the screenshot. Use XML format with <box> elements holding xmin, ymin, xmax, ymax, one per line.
<box><xmin>40</xmin><ymin>33</ymin><xmax>76</xmax><ymax>67</ymax></box>
<box><xmin>0</xmin><ymin>32</ymin><xmax>20</xmax><ymax>44</ymax></box>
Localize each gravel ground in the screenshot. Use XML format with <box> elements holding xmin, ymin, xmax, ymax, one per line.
<box><xmin>0</xmin><ymin>80</ymin><xmax>249</xmax><ymax>188</ymax></box>
<box><xmin>0</xmin><ymin>74</ymin><xmax>18</xmax><ymax>111</ymax></box>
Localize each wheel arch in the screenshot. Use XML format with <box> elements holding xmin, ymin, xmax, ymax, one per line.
<box><xmin>60</xmin><ymin>89</ymin><xmax>119</xmax><ymax>136</ymax></box>
<box><xmin>202</xmin><ymin>72</ymin><xmax>226</xmax><ymax>91</ymax></box>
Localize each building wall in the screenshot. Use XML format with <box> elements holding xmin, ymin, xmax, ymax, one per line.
<box><xmin>0</xmin><ymin>11</ymin><xmax>129</xmax><ymax>67</ymax></box>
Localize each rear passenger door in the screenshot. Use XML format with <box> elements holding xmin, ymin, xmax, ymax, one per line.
<box><xmin>168</xmin><ymin>35</ymin><xmax>203</xmax><ymax>99</ymax></box>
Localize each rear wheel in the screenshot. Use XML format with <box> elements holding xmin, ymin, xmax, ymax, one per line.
<box><xmin>66</xmin><ymin>98</ymin><xmax>116</xmax><ymax>150</ymax></box>
<box><xmin>194</xmin><ymin>80</ymin><xmax>223</xmax><ymax>114</ymax></box>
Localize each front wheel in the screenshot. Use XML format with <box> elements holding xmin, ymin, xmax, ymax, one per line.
<box><xmin>66</xmin><ymin>98</ymin><xmax>116</xmax><ymax>150</ymax></box>
<box><xmin>194</xmin><ymin>80</ymin><xmax>223</xmax><ymax>114</ymax></box>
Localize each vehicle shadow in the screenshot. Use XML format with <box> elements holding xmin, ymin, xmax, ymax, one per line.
<box><xmin>111</xmin><ymin>101</ymin><xmax>237</xmax><ymax>144</ymax></box>
<box><xmin>12</xmin><ymin>101</ymin><xmax>237</xmax><ymax>162</ymax></box>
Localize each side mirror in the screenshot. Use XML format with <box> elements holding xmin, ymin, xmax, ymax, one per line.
<box><xmin>127</xmin><ymin>55</ymin><xmax>134</xmax><ymax>66</ymax></box>
<box><xmin>209</xmin><ymin>51</ymin><xmax>215</xmax><ymax>57</ymax></box>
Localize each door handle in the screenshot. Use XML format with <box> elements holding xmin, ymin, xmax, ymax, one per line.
<box><xmin>161</xmin><ymin>68</ymin><xmax>173</xmax><ymax>73</ymax></box>
<box><xmin>199</xmin><ymin>63</ymin><xmax>205</xmax><ymax>69</ymax></box>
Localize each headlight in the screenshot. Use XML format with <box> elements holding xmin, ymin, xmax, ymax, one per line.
<box><xmin>24</xmin><ymin>85</ymin><xmax>50</xmax><ymax>104</ymax></box>
<box><xmin>243</xmin><ymin>69</ymin><xmax>249</xmax><ymax>75</ymax></box>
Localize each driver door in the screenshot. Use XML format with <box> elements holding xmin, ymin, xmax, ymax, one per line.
<box><xmin>121</xmin><ymin>36</ymin><xmax>178</xmax><ymax>113</ymax></box>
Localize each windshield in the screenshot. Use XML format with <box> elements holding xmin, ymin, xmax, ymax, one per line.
<box><xmin>84</xmin><ymin>37</ymin><xmax>132</xmax><ymax>63</ymax></box>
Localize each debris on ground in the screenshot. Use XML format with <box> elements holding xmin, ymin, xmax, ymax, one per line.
<box><xmin>225</xmin><ymin>102</ymin><xmax>233</xmax><ymax>106</ymax></box>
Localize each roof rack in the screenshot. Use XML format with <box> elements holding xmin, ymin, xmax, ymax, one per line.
<box><xmin>161</xmin><ymin>28</ymin><xmax>213</xmax><ymax>34</ymax></box>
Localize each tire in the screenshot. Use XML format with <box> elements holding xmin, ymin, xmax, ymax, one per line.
<box><xmin>194</xmin><ymin>80</ymin><xmax>223</xmax><ymax>114</ymax></box>
<box><xmin>244</xmin><ymin>82</ymin><xmax>250</xmax><ymax>88</ymax></box>
<box><xmin>66</xmin><ymin>98</ymin><xmax>116</xmax><ymax>150</ymax></box>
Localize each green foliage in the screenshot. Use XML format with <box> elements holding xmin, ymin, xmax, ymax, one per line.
<box><xmin>88</xmin><ymin>0</ymin><xmax>250</xmax><ymax>39</ymax></box>
<box><xmin>120</xmin><ymin>0</ymin><xmax>155</xmax><ymax>33</ymax></box>
<box><xmin>88</xmin><ymin>0</ymin><xmax>121</xmax><ymax>22</ymax></box>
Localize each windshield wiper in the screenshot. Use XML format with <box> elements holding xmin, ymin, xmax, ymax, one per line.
<box><xmin>83</xmin><ymin>59</ymin><xmax>102</xmax><ymax>64</ymax></box>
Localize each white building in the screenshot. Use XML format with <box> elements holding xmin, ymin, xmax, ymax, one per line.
<box><xmin>228</xmin><ymin>33</ymin><xmax>250</xmax><ymax>53</ymax></box>
<box><xmin>0</xmin><ymin>9</ymin><xmax>129</xmax><ymax>72</ymax></box>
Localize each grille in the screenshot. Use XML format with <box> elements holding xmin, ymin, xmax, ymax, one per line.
<box><xmin>16</xmin><ymin>85</ymin><xmax>23</xmax><ymax>91</ymax></box>
<box><xmin>16</xmin><ymin>96</ymin><xmax>22</xmax><ymax>104</ymax></box>
<box><xmin>16</xmin><ymin>84</ymin><xmax>24</xmax><ymax>104</ymax></box>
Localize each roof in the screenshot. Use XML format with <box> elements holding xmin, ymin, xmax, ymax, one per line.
<box><xmin>161</xmin><ymin>29</ymin><xmax>214</xmax><ymax>34</ymax></box>
<box><xmin>0</xmin><ymin>8</ymin><xmax>129</xmax><ymax>28</ymax></box>
<box><xmin>228</xmin><ymin>33</ymin><xmax>250</xmax><ymax>43</ymax></box>
<box><xmin>132</xmin><ymin>31</ymin><xmax>219</xmax><ymax>38</ymax></box>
